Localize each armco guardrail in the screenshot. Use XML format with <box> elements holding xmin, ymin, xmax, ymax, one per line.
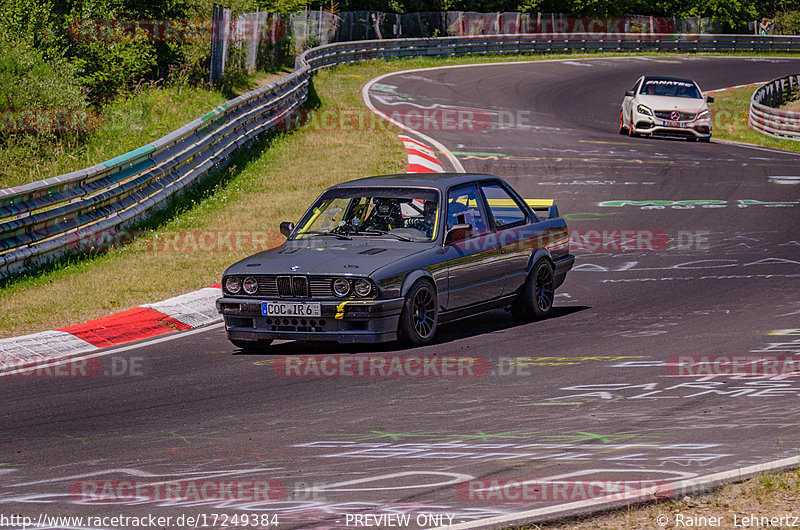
<box><xmin>749</xmin><ymin>73</ymin><xmax>800</xmax><ymax>141</ymax></box>
<box><xmin>3</xmin><ymin>32</ymin><xmax>800</xmax><ymax>277</ymax></box>
<box><xmin>0</xmin><ymin>72</ymin><xmax>309</xmax><ymax>277</ymax></box>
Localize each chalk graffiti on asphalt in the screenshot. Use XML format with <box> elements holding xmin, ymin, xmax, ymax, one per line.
<box><xmin>292</xmin><ymin>440</ymin><xmax>730</xmax><ymax>467</ymax></box>
<box><xmin>598</xmin><ymin>199</ymin><xmax>800</xmax><ymax>209</ymax></box>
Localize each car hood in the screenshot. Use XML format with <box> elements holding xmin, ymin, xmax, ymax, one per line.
<box><xmin>636</xmin><ymin>95</ymin><xmax>708</xmax><ymax>112</ymax></box>
<box><xmin>224</xmin><ymin>238</ymin><xmax>434</xmax><ymax>277</ymax></box>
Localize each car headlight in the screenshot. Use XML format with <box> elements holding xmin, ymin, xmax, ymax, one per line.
<box><xmin>332</xmin><ymin>278</ymin><xmax>351</xmax><ymax>297</ymax></box>
<box><xmin>242</xmin><ymin>276</ymin><xmax>258</xmax><ymax>295</ymax></box>
<box><xmin>636</xmin><ymin>104</ymin><xmax>653</xmax><ymax>116</ymax></box>
<box><xmin>354</xmin><ymin>279</ymin><xmax>373</xmax><ymax>297</ymax></box>
<box><xmin>225</xmin><ymin>276</ymin><xmax>241</xmax><ymax>294</ymax></box>
<box><xmin>696</xmin><ymin>109</ymin><xmax>710</xmax><ymax>120</ymax></box>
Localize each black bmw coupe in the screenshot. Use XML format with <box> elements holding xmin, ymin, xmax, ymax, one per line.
<box><xmin>216</xmin><ymin>173</ymin><xmax>574</xmax><ymax>350</ymax></box>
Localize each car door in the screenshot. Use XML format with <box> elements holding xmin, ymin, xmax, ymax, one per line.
<box><xmin>441</xmin><ymin>184</ymin><xmax>505</xmax><ymax>310</ymax></box>
<box><xmin>479</xmin><ymin>181</ymin><xmax>539</xmax><ymax>297</ymax></box>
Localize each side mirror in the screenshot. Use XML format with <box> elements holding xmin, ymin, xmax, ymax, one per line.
<box><xmin>625</xmin><ymin>90</ymin><xmax>635</xmax><ymax>97</ymax></box>
<box><xmin>445</xmin><ymin>224</ymin><xmax>473</xmax><ymax>245</ymax></box>
<box><xmin>280</xmin><ymin>222</ymin><xmax>295</xmax><ymax>237</ymax></box>
<box><xmin>547</xmin><ymin>205</ymin><xmax>560</xmax><ymax>219</ymax></box>
<box><xmin>706</xmin><ymin>95</ymin><xmax>714</xmax><ymax>103</ymax></box>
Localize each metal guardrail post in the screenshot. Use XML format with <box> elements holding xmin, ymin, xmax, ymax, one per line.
<box><xmin>749</xmin><ymin>73</ymin><xmax>800</xmax><ymax>141</ymax></box>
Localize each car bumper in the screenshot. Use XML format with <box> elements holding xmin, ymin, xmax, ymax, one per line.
<box><xmin>631</xmin><ymin>114</ymin><xmax>711</xmax><ymax>138</ymax></box>
<box><xmin>554</xmin><ymin>254</ymin><xmax>575</xmax><ymax>289</ymax></box>
<box><xmin>216</xmin><ymin>296</ymin><xmax>405</xmax><ymax>343</ymax></box>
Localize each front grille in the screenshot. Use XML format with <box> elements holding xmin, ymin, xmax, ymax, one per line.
<box><xmin>309</xmin><ymin>278</ymin><xmax>334</xmax><ymax>297</ymax></box>
<box><xmin>276</xmin><ymin>276</ymin><xmax>309</xmax><ymax>298</ymax></box>
<box><xmin>654</xmin><ymin>111</ymin><xmax>695</xmax><ymax>121</ymax></box>
<box><xmin>657</xmin><ymin>129</ymin><xmax>696</xmax><ymax>138</ymax></box>
<box><xmin>292</xmin><ymin>276</ymin><xmax>309</xmax><ymax>298</ymax></box>
<box><xmin>276</xmin><ymin>276</ymin><xmax>292</xmax><ymax>296</ymax></box>
<box><xmin>229</xmin><ymin>275</ymin><xmax>343</xmax><ymax>299</ymax></box>
<box><xmin>255</xmin><ymin>276</ymin><xmax>279</xmax><ymax>296</ymax></box>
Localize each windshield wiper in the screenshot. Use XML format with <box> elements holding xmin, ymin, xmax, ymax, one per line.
<box><xmin>354</xmin><ymin>229</ymin><xmax>415</xmax><ymax>242</ymax></box>
<box><xmin>299</xmin><ymin>230</ymin><xmax>353</xmax><ymax>240</ymax></box>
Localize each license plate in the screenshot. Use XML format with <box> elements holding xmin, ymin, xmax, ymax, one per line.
<box><xmin>262</xmin><ymin>302</ymin><xmax>321</xmax><ymax>317</ymax></box>
<box><xmin>663</xmin><ymin>120</ymin><xmax>686</xmax><ymax>128</ymax></box>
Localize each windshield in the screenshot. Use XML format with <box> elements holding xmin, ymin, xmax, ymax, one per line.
<box><xmin>640</xmin><ymin>78</ymin><xmax>702</xmax><ymax>99</ymax></box>
<box><xmin>293</xmin><ymin>187</ymin><xmax>440</xmax><ymax>242</ymax></box>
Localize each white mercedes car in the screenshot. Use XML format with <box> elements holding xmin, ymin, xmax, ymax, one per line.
<box><xmin>620</xmin><ymin>76</ymin><xmax>713</xmax><ymax>141</ymax></box>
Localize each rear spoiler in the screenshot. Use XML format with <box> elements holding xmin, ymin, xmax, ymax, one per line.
<box><xmin>468</xmin><ymin>197</ymin><xmax>561</xmax><ymax>219</ymax></box>
<box><xmin>525</xmin><ymin>198</ymin><xmax>560</xmax><ymax>219</ymax></box>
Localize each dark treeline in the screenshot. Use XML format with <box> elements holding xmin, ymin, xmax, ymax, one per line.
<box><xmin>322</xmin><ymin>0</ymin><xmax>795</xmax><ymax>29</ymax></box>
<box><xmin>0</xmin><ymin>0</ymin><xmax>797</xmax><ymax>113</ymax></box>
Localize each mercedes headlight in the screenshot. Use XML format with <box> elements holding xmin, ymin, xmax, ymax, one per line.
<box><xmin>696</xmin><ymin>109</ymin><xmax>710</xmax><ymax>120</ymax></box>
<box><xmin>636</xmin><ymin>104</ymin><xmax>653</xmax><ymax>116</ymax></box>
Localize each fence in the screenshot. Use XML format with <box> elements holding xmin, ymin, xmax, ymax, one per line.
<box><xmin>749</xmin><ymin>74</ymin><xmax>800</xmax><ymax>141</ymax></box>
<box><xmin>3</xmin><ymin>33</ymin><xmax>800</xmax><ymax>277</ymax></box>
<box><xmin>212</xmin><ymin>10</ymin><xmax>729</xmax><ymax>80</ymax></box>
<box><xmin>210</xmin><ymin>6</ymin><xmax>291</xmax><ymax>81</ymax></box>
<box><xmin>209</xmin><ymin>4</ymin><xmax>232</xmax><ymax>82</ymax></box>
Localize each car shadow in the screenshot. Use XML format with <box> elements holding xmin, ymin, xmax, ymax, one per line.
<box><xmin>232</xmin><ymin>304</ymin><xmax>590</xmax><ymax>356</ymax></box>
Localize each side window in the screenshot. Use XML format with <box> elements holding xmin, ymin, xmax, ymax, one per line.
<box><xmin>481</xmin><ymin>182</ymin><xmax>527</xmax><ymax>229</ymax></box>
<box><xmin>447</xmin><ymin>185</ymin><xmax>488</xmax><ymax>236</ymax></box>
<box><xmin>633</xmin><ymin>78</ymin><xmax>642</xmax><ymax>94</ymax></box>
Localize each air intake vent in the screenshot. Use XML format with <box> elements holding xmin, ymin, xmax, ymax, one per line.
<box><xmin>359</xmin><ymin>248</ymin><xmax>386</xmax><ymax>255</ymax></box>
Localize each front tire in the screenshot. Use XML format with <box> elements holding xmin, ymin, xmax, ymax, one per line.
<box><xmin>230</xmin><ymin>338</ymin><xmax>273</xmax><ymax>352</ymax></box>
<box><xmin>398</xmin><ymin>280</ymin><xmax>438</xmax><ymax>346</ymax></box>
<box><xmin>511</xmin><ymin>260</ymin><xmax>556</xmax><ymax>320</ymax></box>
<box><xmin>628</xmin><ymin>110</ymin><xmax>636</xmax><ymax>137</ymax></box>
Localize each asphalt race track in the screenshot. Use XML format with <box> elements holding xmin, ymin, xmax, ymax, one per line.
<box><xmin>2</xmin><ymin>56</ymin><xmax>800</xmax><ymax>530</ymax></box>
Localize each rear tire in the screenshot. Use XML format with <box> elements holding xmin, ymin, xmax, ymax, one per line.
<box><xmin>230</xmin><ymin>338</ymin><xmax>273</xmax><ymax>352</ymax></box>
<box><xmin>511</xmin><ymin>260</ymin><xmax>556</xmax><ymax>320</ymax></box>
<box><xmin>398</xmin><ymin>280</ymin><xmax>438</xmax><ymax>346</ymax></box>
<box><xmin>619</xmin><ymin>110</ymin><xmax>627</xmax><ymax>134</ymax></box>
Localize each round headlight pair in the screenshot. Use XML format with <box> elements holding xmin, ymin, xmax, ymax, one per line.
<box><xmin>225</xmin><ymin>276</ymin><xmax>258</xmax><ymax>295</ymax></box>
<box><xmin>332</xmin><ymin>278</ymin><xmax>373</xmax><ymax>298</ymax></box>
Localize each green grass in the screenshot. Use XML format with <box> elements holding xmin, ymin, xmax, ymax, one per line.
<box><xmin>0</xmin><ymin>67</ymin><xmax>293</xmax><ymax>190</ymax></box>
<box><xmin>0</xmin><ymin>86</ymin><xmax>227</xmax><ymax>189</ymax></box>
<box><xmin>709</xmin><ymin>85</ymin><xmax>800</xmax><ymax>153</ymax></box>
<box><xmin>0</xmin><ymin>61</ymin><xmax>405</xmax><ymax>337</ymax></box>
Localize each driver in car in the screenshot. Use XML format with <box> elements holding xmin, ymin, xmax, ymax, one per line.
<box><xmin>418</xmin><ymin>200</ymin><xmax>438</xmax><ymax>238</ymax></box>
